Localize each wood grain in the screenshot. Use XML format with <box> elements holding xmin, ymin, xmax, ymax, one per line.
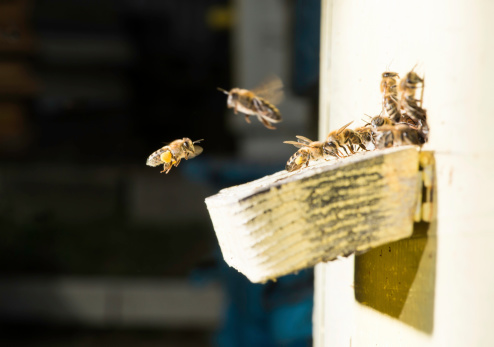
<box><xmin>206</xmin><ymin>146</ymin><xmax>427</xmax><ymax>283</ymax></box>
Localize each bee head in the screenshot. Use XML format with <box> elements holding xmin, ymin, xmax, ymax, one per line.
<box><xmin>226</xmin><ymin>88</ymin><xmax>240</xmax><ymax>108</ymax></box>
<box><xmin>362</xmin><ymin>131</ymin><xmax>372</xmax><ymax>143</ymax></box>
<box><xmin>382</xmin><ymin>72</ymin><xmax>399</xmax><ymax>79</ymax></box>
<box><xmin>323</xmin><ymin>141</ymin><xmax>339</xmax><ymax>158</ymax></box>
<box><xmin>182</xmin><ymin>138</ymin><xmax>195</xmax><ymax>154</ymax></box>
<box><xmin>371</xmin><ymin>116</ymin><xmax>384</xmax><ymax>127</ymax></box>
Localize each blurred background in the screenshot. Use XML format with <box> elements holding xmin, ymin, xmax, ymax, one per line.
<box><xmin>0</xmin><ymin>0</ymin><xmax>319</xmax><ymax>345</ymax></box>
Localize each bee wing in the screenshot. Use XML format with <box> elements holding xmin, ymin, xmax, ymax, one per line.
<box><xmin>295</xmin><ymin>135</ymin><xmax>313</xmax><ymax>145</ymax></box>
<box><xmin>283</xmin><ymin>141</ymin><xmax>304</xmax><ymax>148</ymax></box>
<box><xmin>188</xmin><ymin>145</ymin><xmax>203</xmax><ymax>159</ymax></box>
<box><xmin>336</xmin><ymin>121</ymin><xmax>354</xmax><ymax>135</ymax></box>
<box><xmin>251</xmin><ymin>75</ymin><xmax>284</xmax><ymax>105</ymax></box>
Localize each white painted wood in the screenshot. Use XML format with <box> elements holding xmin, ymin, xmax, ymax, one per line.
<box><xmin>316</xmin><ymin>0</ymin><xmax>494</xmax><ymax>346</ymax></box>
<box><xmin>206</xmin><ymin>147</ymin><xmax>427</xmax><ymax>283</ymax></box>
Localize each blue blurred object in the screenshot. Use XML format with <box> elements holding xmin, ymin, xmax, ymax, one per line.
<box><xmin>214</xmin><ymin>251</ymin><xmax>313</xmax><ymax>347</ymax></box>
<box><xmin>186</xmin><ymin>157</ymin><xmax>313</xmax><ymax>347</ymax></box>
<box><xmin>292</xmin><ymin>0</ymin><xmax>321</xmax><ymax>95</ymax></box>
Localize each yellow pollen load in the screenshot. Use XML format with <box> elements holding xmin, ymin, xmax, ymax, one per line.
<box><xmin>161</xmin><ymin>151</ymin><xmax>172</xmax><ymax>163</ymax></box>
<box><xmin>295</xmin><ymin>155</ymin><xmax>306</xmax><ymax>165</ymax></box>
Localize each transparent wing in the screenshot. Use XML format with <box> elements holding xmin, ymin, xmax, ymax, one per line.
<box><xmin>336</xmin><ymin>121</ymin><xmax>354</xmax><ymax>135</ymax></box>
<box><xmin>295</xmin><ymin>135</ymin><xmax>313</xmax><ymax>145</ymax></box>
<box><xmin>283</xmin><ymin>141</ymin><xmax>304</xmax><ymax>149</ymax></box>
<box><xmin>251</xmin><ymin>75</ymin><xmax>284</xmax><ymax>105</ymax></box>
<box><xmin>188</xmin><ymin>145</ymin><xmax>203</xmax><ymax>159</ymax></box>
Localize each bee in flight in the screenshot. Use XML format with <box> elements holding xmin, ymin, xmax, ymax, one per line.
<box><xmin>146</xmin><ymin>138</ymin><xmax>203</xmax><ymax>174</ymax></box>
<box><xmin>218</xmin><ymin>75</ymin><xmax>284</xmax><ymax>130</ymax></box>
<box><xmin>284</xmin><ymin>136</ymin><xmax>325</xmax><ymax>172</ymax></box>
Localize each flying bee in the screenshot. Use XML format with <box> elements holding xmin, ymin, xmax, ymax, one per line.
<box><xmin>380</xmin><ymin>71</ymin><xmax>401</xmax><ymax>122</ymax></box>
<box><xmin>218</xmin><ymin>75</ymin><xmax>284</xmax><ymax>130</ymax></box>
<box><xmin>146</xmin><ymin>138</ymin><xmax>203</xmax><ymax>174</ymax></box>
<box><xmin>284</xmin><ymin>136</ymin><xmax>325</xmax><ymax>172</ymax></box>
<box><xmin>373</xmin><ymin>124</ymin><xmax>424</xmax><ymax>149</ymax></box>
<box><xmin>324</xmin><ymin>121</ymin><xmax>367</xmax><ymax>159</ymax></box>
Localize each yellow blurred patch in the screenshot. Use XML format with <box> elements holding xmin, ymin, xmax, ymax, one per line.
<box><xmin>161</xmin><ymin>151</ymin><xmax>172</xmax><ymax>163</ymax></box>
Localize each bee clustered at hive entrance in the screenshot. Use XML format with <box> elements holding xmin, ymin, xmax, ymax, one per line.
<box><xmin>284</xmin><ymin>68</ymin><xmax>429</xmax><ymax>172</ymax></box>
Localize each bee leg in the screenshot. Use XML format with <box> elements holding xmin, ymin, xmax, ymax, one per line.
<box><xmin>260</xmin><ymin>116</ymin><xmax>276</xmax><ymax>130</ymax></box>
<box><xmin>161</xmin><ymin>163</ymin><xmax>172</xmax><ymax>174</ymax></box>
<box><xmin>340</xmin><ymin>146</ymin><xmax>349</xmax><ymax>157</ymax></box>
<box><xmin>347</xmin><ymin>143</ymin><xmax>355</xmax><ymax>154</ymax></box>
<box><xmin>244</xmin><ymin>115</ymin><xmax>251</xmax><ymax>123</ymax></box>
<box><xmin>305</xmin><ymin>158</ymin><xmax>310</xmax><ymax>168</ymax></box>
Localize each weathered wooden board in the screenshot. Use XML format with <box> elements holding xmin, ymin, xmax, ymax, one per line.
<box><xmin>205</xmin><ymin>146</ymin><xmax>428</xmax><ymax>283</ymax></box>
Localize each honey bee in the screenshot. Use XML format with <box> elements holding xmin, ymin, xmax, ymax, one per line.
<box><xmin>354</xmin><ymin>126</ymin><xmax>375</xmax><ymax>151</ymax></box>
<box><xmin>324</xmin><ymin>121</ymin><xmax>367</xmax><ymax>158</ymax></box>
<box><xmin>399</xmin><ymin>69</ymin><xmax>424</xmax><ymax>107</ymax></box>
<box><xmin>380</xmin><ymin>71</ymin><xmax>401</xmax><ymax>122</ymax></box>
<box><xmin>146</xmin><ymin>138</ymin><xmax>203</xmax><ymax>174</ymax></box>
<box><xmin>218</xmin><ymin>75</ymin><xmax>284</xmax><ymax>130</ymax></box>
<box><xmin>373</xmin><ymin>124</ymin><xmax>424</xmax><ymax>149</ymax></box>
<box><xmin>398</xmin><ymin>69</ymin><xmax>429</xmax><ymax>140</ymax></box>
<box><xmin>364</xmin><ymin>113</ymin><xmax>395</xmax><ymax>128</ymax></box>
<box><xmin>284</xmin><ymin>136</ymin><xmax>325</xmax><ymax>172</ymax></box>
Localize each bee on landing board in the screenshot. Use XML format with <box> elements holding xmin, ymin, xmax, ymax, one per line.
<box><xmin>380</xmin><ymin>71</ymin><xmax>401</xmax><ymax>122</ymax></box>
<box><xmin>324</xmin><ymin>121</ymin><xmax>367</xmax><ymax>159</ymax></box>
<box><xmin>373</xmin><ymin>124</ymin><xmax>424</xmax><ymax>149</ymax></box>
<box><xmin>284</xmin><ymin>136</ymin><xmax>325</xmax><ymax>172</ymax></box>
<box><xmin>146</xmin><ymin>138</ymin><xmax>203</xmax><ymax>174</ymax></box>
<box><xmin>354</xmin><ymin>126</ymin><xmax>375</xmax><ymax>151</ymax></box>
<box><xmin>398</xmin><ymin>69</ymin><xmax>429</xmax><ymax>141</ymax></box>
<box><xmin>364</xmin><ymin>113</ymin><xmax>395</xmax><ymax>128</ymax></box>
<box><xmin>218</xmin><ymin>75</ymin><xmax>284</xmax><ymax>130</ymax></box>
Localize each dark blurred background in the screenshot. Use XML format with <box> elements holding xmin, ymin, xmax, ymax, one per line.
<box><xmin>0</xmin><ymin>0</ymin><xmax>319</xmax><ymax>346</ymax></box>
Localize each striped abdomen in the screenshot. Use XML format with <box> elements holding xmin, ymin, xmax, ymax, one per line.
<box><xmin>383</xmin><ymin>92</ymin><xmax>401</xmax><ymax>122</ymax></box>
<box><xmin>286</xmin><ymin>149</ymin><xmax>310</xmax><ymax>172</ymax></box>
<box><xmin>257</xmin><ymin>97</ymin><xmax>282</xmax><ymax>122</ymax></box>
<box><xmin>146</xmin><ymin>147</ymin><xmax>170</xmax><ymax>167</ymax></box>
